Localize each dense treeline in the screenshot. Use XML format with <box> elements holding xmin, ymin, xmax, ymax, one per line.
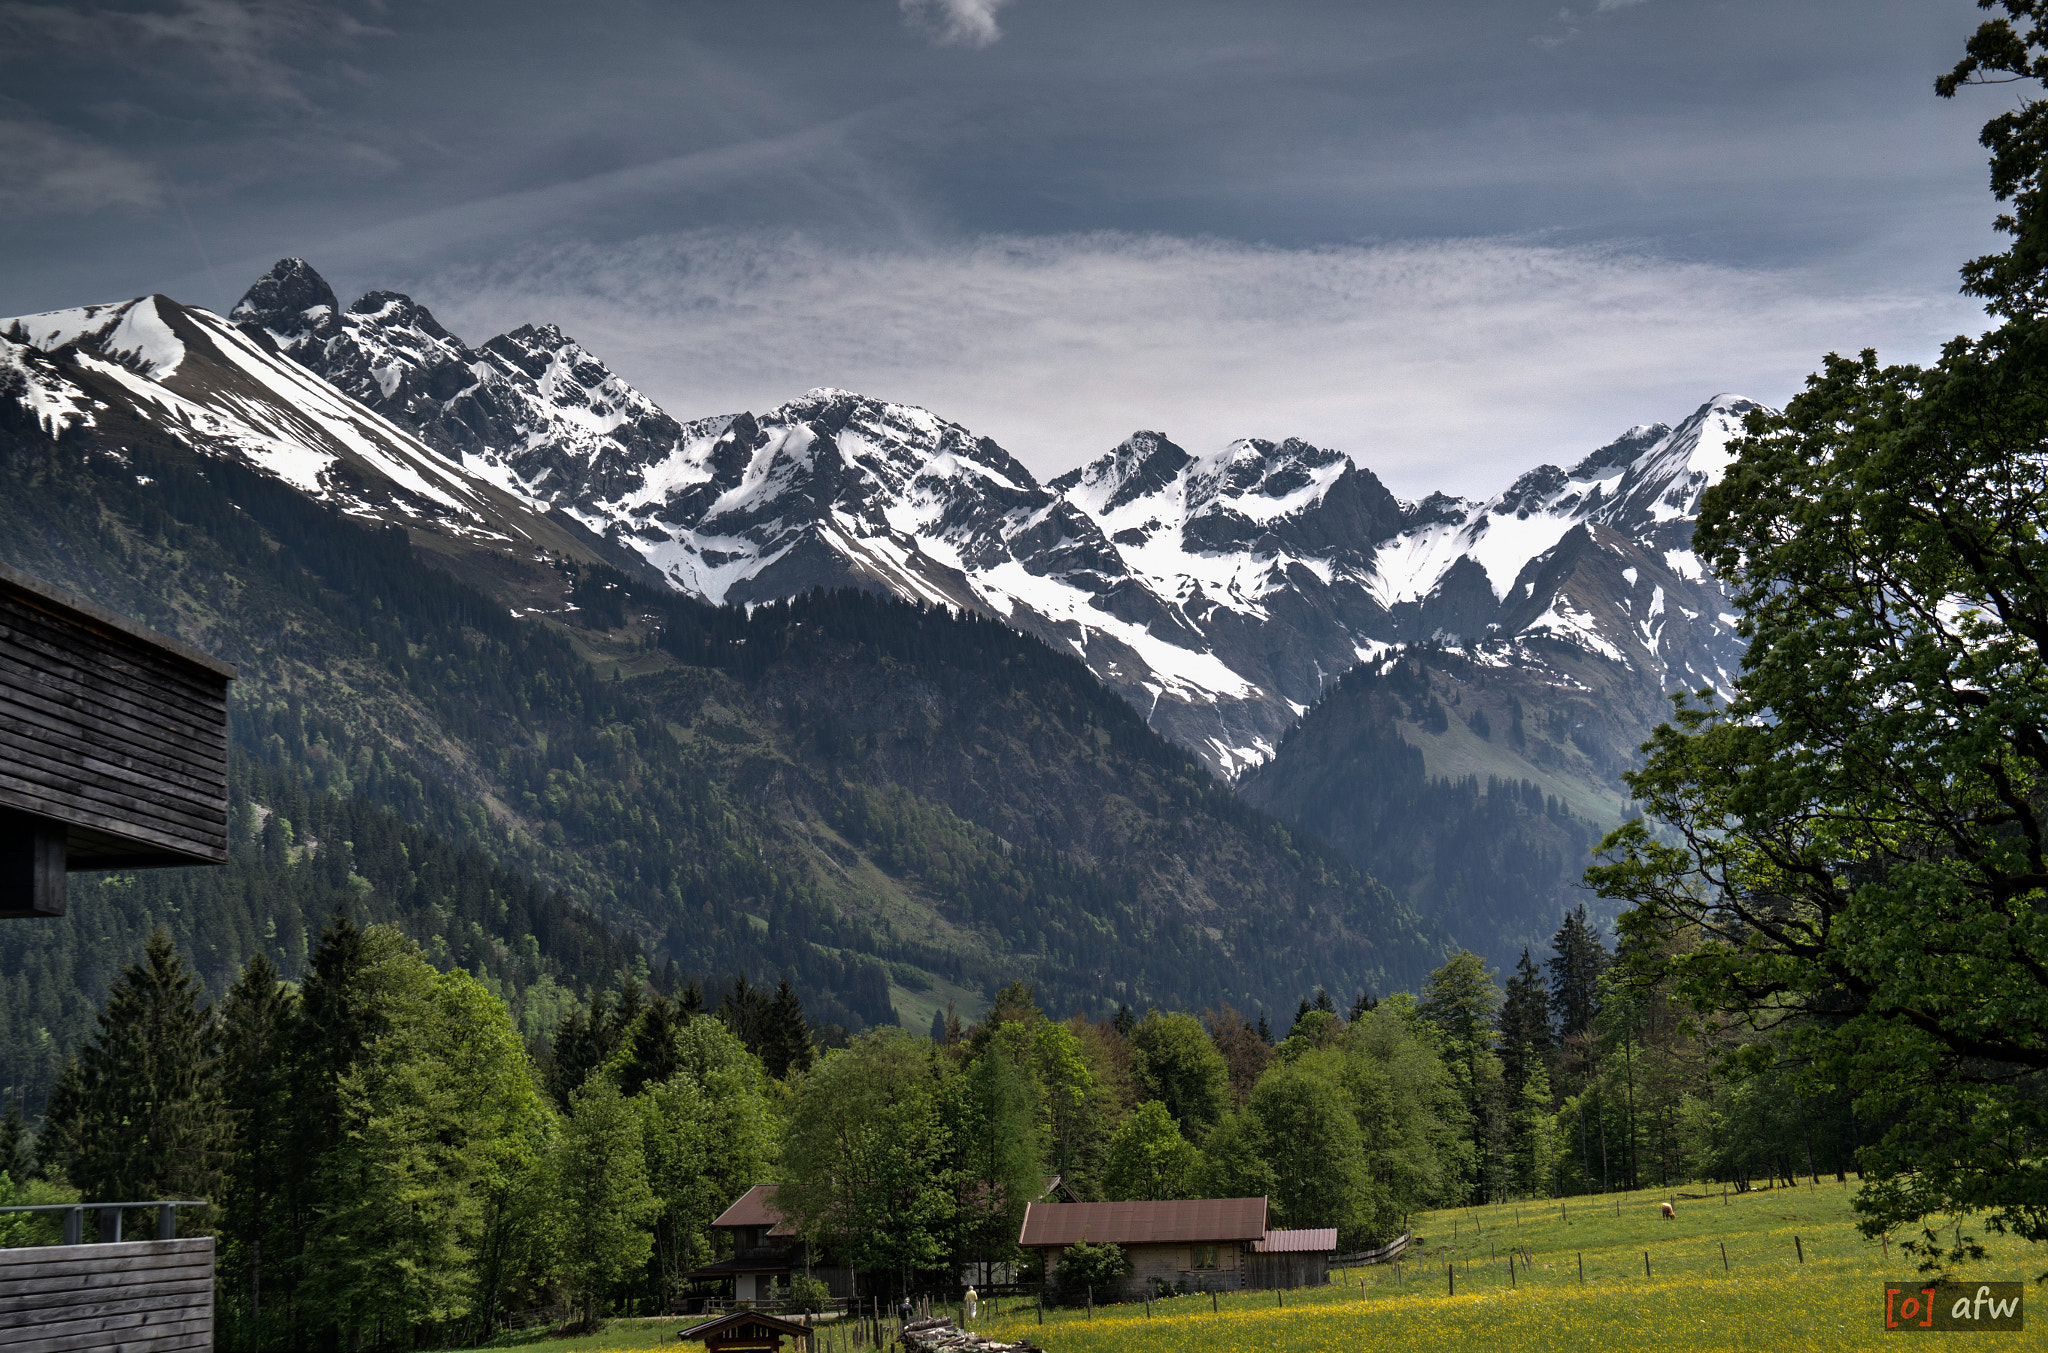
<box><xmin>0</xmin><ymin>749</ymin><xmax>648</xmax><ymax>1122</ymax></box>
<box><xmin>0</xmin><ymin>905</ymin><xmax>1879</xmax><ymax>1349</ymax></box>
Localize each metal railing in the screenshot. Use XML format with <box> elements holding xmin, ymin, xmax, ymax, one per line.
<box><xmin>0</xmin><ymin>1199</ymin><xmax>210</xmax><ymax>1245</ymax></box>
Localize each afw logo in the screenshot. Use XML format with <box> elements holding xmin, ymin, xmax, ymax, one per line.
<box><xmin>1884</xmin><ymin>1282</ymin><xmax>2024</xmax><ymax>1331</ymax></box>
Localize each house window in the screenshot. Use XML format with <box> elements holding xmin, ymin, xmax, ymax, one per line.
<box><xmin>1193</xmin><ymin>1245</ymin><xmax>1219</xmax><ymax>1269</ymax></box>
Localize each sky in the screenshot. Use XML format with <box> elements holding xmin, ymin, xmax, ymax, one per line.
<box><xmin>0</xmin><ymin>0</ymin><xmax>2015</xmax><ymax>497</ymax></box>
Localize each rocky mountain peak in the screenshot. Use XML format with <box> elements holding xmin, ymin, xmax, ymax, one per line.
<box><xmin>229</xmin><ymin>257</ymin><xmax>340</xmax><ymax>337</ymax></box>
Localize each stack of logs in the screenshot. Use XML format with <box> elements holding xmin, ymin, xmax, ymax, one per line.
<box><xmin>897</xmin><ymin>1317</ymin><xmax>1041</xmax><ymax>1352</ymax></box>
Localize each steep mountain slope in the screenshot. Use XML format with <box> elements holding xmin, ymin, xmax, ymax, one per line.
<box><xmin>223</xmin><ymin>258</ymin><xmax>1751</xmax><ymax>780</ymax></box>
<box><xmin>0</xmin><ymin>298</ymin><xmax>1441</xmax><ymax>1115</ymax></box>
<box><xmin>3</xmin><ymin>259</ymin><xmax>1755</xmax><ymax>982</ymax></box>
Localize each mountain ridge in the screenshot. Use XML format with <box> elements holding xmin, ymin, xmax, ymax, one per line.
<box><xmin>205</xmin><ymin>257</ymin><xmax>1751</xmax><ymax>780</ymax></box>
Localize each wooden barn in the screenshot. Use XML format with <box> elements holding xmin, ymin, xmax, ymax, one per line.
<box><xmin>0</xmin><ymin>562</ymin><xmax>233</xmax><ymax>919</ymax></box>
<box><xmin>1017</xmin><ymin>1198</ymin><xmax>1270</xmax><ymax>1298</ymax></box>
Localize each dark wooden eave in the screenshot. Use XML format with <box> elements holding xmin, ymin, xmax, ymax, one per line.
<box><xmin>0</xmin><ymin>562</ymin><xmax>235</xmax><ymax>917</ymax></box>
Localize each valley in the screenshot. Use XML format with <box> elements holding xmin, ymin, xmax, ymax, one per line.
<box><xmin>0</xmin><ymin>258</ymin><xmax>1752</xmax><ymax>1101</ymax></box>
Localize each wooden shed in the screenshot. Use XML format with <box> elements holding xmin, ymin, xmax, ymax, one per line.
<box><xmin>0</xmin><ymin>563</ymin><xmax>234</xmax><ymax>918</ymax></box>
<box><xmin>1017</xmin><ymin>1198</ymin><xmax>1269</xmax><ymax>1299</ymax></box>
<box><xmin>1244</xmin><ymin>1226</ymin><xmax>1337</xmax><ymax>1290</ymax></box>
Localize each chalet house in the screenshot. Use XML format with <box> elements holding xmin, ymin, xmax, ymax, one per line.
<box><xmin>1018</xmin><ymin>1198</ymin><xmax>1269</xmax><ymax>1298</ymax></box>
<box><xmin>695</xmin><ymin>1185</ymin><xmax>799</xmax><ymax>1305</ymax></box>
<box><xmin>694</xmin><ymin>1185</ymin><xmax>860</xmax><ymax>1307</ymax></box>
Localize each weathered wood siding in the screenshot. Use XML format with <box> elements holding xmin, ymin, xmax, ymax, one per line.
<box><xmin>0</xmin><ymin>565</ymin><xmax>232</xmax><ymax>872</ymax></box>
<box><xmin>1242</xmin><ymin>1251</ymin><xmax>1327</xmax><ymax>1290</ymax></box>
<box><xmin>0</xmin><ymin>1237</ymin><xmax>214</xmax><ymax>1352</ymax></box>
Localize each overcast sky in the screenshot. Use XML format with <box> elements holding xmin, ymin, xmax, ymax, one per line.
<box><xmin>0</xmin><ymin>0</ymin><xmax>2014</xmax><ymax>496</ymax></box>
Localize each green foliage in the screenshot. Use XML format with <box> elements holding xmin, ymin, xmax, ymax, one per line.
<box><xmin>1192</xmin><ymin>1109</ymin><xmax>1276</xmax><ymax>1200</ymax></box>
<box><xmin>636</xmin><ymin>1020</ymin><xmax>779</xmax><ymax>1312</ymax></box>
<box><xmin>552</xmin><ymin>1078</ymin><xmax>657</xmax><ymax>1328</ymax></box>
<box><xmin>1247</xmin><ymin>1054</ymin><xmax>1370</xmax><ymax>1237</ymax></box>
<box><xmin>1101</xmin><ymin>1100</ymin><xmax>1201</xmax><ymax>1202</ymax></box>
<box><xmin>1055</xmin><ymin>1240</ymin><xmax>1130</xmax><ymax>1298</ymax></box>
<box><xmin>777</xmin><ymin>1031</ymin><xmax>957</xmax><ymax>1282</ymax></box>
<box><xmin>1588</xmin><ymin>6</ymin><xmax>2048</xmax><ymax>1277</ymax></box>
<box><xmin>41</xmin><ymin>929</ymin><xmax>216</xmax><ymax>1203</ymax></box>
<box><xmin>1127</xmin><ymin>1010</ymin><xmax>1228</xmax><ymax>1140</ymax></box>
<box><xmin>787</xmin><ymin>1273</ymin><xmax>832</xmax><ymax>1315</ymax></box>
<box><xmin>951</xmin><ymin>1041</ymin><xmax>1042</xmax><ymax>1276</ymax></box>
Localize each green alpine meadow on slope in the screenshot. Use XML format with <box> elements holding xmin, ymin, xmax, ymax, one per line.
<box><xmin>959</xmin><ymin>1183</ymin><xmax>2042</xmax><ymax>1353</ymax></box>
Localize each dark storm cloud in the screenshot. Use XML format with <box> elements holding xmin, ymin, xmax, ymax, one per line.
<box><xmin>0</xmin><ymin>0</ymin><xmax>2012</xmax><ymax>488</ymax></box>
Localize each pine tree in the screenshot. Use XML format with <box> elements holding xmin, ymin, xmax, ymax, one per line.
<box><xmin>618</xmin><ymin>992</ymin><xmax>681</xmax><ymax>1097</ymax></box>
<box><xmin>1498</xmin><ymin>947</ymin><xmax>1554</xmax><ymax>1098</ymax></box>
<box><xmin>930</xmin><ymin>1008</ymin><xmax>949</xmax><ymax>1043</ymax></box>
<box><xmin>42</xmin><ymin>928</ymin><xmax>217</xmax><ymax>1202</ymax></box>
<box><xmin>677</xmin><ymin>980</ymin><xmax>705</xmax><ymax>1019</ymax></box>
<box><xmin>216</xmin><ymin>953</ymin><xmax>295</xmax><ymax>1347</ymax></box>
<box><xmin>1112</xmin><ymin>1004</ymin><xmax>1135</xmax><ymax>1037</ymax></box>
<box><xmin>1313</xmin><ymin>987</ymin><xmax>1336</xmax><ymax>1016</ymax></box>
<box><xmin>0</xmin><ymin>1103</ymin><xmax>29</xmax><ymax>1183</ymax></box>
<box><xmin>1547</xmin><ymin>905</ymin><xmax>1609</xmax><ymax>1039</ymax></box>
<box><xmin>1348</xmin><ymin>990</ymin><xmax>1378</xmax><ymax>1022</ymax></box>
<box><xmin>763</xmin><ymin>978</ymin><xmax>814</xmax><ymax>1079</ymax></box>
<box><xmin>1547</xmin><ymin>904</ymin><xmax>1610</xmax><ymax>1095</ymax></box>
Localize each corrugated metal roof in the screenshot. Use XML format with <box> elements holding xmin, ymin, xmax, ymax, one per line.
<box><xmin>1018</xmin><ymin>1198</ymin><xmax>1268</xmax><ymax>1247</ymax></box>
<box><xmin>711</xmin><ymin>1184</ymin><xmax>796</xmax><ymax>1235</ymax></box>
<box><xmin>1253</xmin><ymin>1228</ymin><xmax>1337</xmax><ymax>1253</ymax></box>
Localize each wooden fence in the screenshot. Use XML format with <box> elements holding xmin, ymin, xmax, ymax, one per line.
<box><xmin>0</xmin><ymin>1237</ymin><xmax>214</xmax><ymax>1352</ymax></box>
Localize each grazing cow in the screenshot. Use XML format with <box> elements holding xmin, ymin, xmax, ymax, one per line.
<box><xmin>1660</xmin><ymin>1202</ymin><xmax>1676</xmax><ymax>1220</ymax></box>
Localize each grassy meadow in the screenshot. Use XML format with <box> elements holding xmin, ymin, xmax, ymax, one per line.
<box><xmin>959</xmin><ymin>1181</ymin><xmax>2043</xmax><ymax>1353</ymax></box>
<box><xmin>446</xmin><ymin>1180</ymin><xmax>2042</xmax><ymax>1352</ymax></box>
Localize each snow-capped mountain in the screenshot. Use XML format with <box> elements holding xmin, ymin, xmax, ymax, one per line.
<box><xmin>3</xmin><ymin>259</ymin><xmax>1755</xmax><ymax>778</ymax></box>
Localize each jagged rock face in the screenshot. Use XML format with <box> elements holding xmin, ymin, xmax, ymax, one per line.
<box><xmin>7</xmin><ymin>258</ymin><xmax>1758</xmax><ymax>782</ymax></box>
<box><xmin>231</xmin><ymin>259</ymin><xmax>690</xmax><ymax>512</ymax></box>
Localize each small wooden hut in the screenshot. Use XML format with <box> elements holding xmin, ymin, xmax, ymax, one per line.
<box><xmin>680</xmin><ymin>1309</ymin><xmax>814</xmax><ymax>1351</ymax></box>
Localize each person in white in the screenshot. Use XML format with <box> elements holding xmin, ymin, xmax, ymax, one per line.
<box><xmin>965</xmin><ymin>1286</ymin><xmax>978</xmax><ymax>1322</ymax></box>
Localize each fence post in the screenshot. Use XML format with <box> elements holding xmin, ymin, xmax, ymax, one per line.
<box><xmin>1794</xmin><ymin>1235</ymin><xmax>1804</xmax><ymax>1264</ymax></box>
<box><xmin>97</xmin><ymin>1207</ymin><xmax>121</xmax><ymax>1243</ymax></box>
<box><xmin>1720</xmin><ymin>1242</ymin><xmax>1728</xmax><ymax>1272</ymax></box>
<box><xmin>157</xmin><ymin>1205</ymin><xmax>177</xmax><ymax>1240</ymax></box>
<box><xmin>1508</xmin><ymin>1258</ymin><xmax>1515</xmax><ymax>1290</ymax></box>
<box><xmin>1577</xmin><ymin>1253</ymin><xmax>1584</xmax><ymax>1283</ymax></box>
<box><xmin>1447</xmin><ymin>1263</ymin><xmax>1455</xmax><ymax>1297</ymax></box>
<box><xmin>1210</xmin><ymin>1289</ymin><xmax>1218</xmax><ymax>1315</ymax></box>
<box><xmin>62</xmin><ymin>1206</ymin><xmax>82</xmax><ymax>1246</ymax></box>
<box><xmin>1643</xmin><ymin>1251</ymin><xmax>1651</xmax><ymax>1279</ymax></box>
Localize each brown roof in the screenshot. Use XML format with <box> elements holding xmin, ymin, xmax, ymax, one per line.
<box><xmin>1018</xmin><ymin>1198</ymin><xmax>1268</xmax><ymax>1248</ymax></box>
<box><xmin>1253</xmin><ymin>1228</ymin><xmax>1337</xmax><ymax>1253</ymax></box>
<box><xmin>681</xmin><ymin>1310</ymin><xmax>813</xmax><ymax>1341</ymax></box>
<box><xmin>711</xmin><ymin>1184</ymin><xmax>796</xmax><ymax>1237</ymax></box>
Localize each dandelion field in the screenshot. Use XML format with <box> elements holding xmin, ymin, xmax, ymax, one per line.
<box><xmin>965</xmin><ymin>1182</ymin><xmax>2044</xmax><ymax>1352</ymax></box>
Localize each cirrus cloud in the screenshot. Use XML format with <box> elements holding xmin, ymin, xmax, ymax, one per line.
<box><xmin>407</xmin><ymin>228</ymin><xmax>1984</xmax><ymax>499</ymax></box>
<box><xmin>0</xmin><ymin>117</ymin><xmax>161</xmax><ymax>215</ymax></box>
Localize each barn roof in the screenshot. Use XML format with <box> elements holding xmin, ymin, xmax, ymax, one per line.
<box><xmin>1253</xmin><ymin>1227</ymin><xmax>1337</xmax><ymax>1253</ymax></box>
<box><xmin>1018</xmin><ymin>1198</ymin><xmax>1268</xmax><ymax>1248</ymax></box>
